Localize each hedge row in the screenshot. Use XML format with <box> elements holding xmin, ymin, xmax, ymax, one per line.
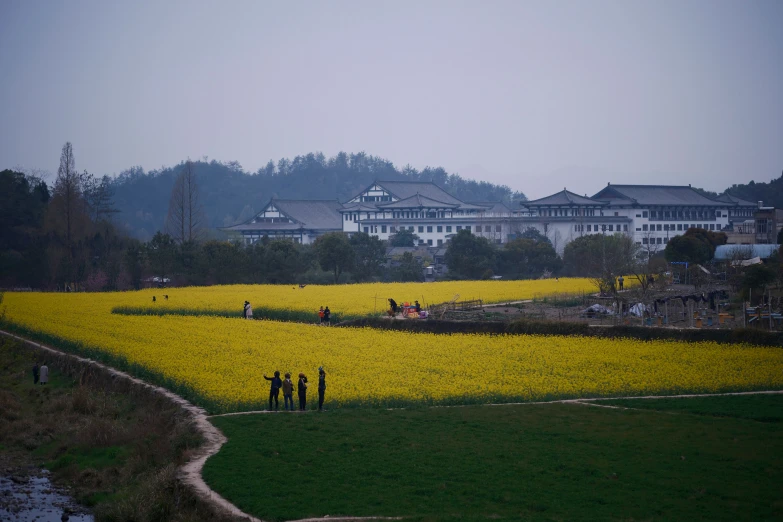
<box><xmin>112</xmin><ymin>306</ymin><xmax>352</xmax><ymax>324</ymax></box>
<box><xmin>339</xmin><ymin>317</ymin><xmax>783</xmax><ymax>347</ymax></box>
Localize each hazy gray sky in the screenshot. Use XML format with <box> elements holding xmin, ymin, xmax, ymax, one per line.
<box><xmin>1</xmin><ymin>0</ymin><xmax>781</xmax><ymax>198</ymax></box>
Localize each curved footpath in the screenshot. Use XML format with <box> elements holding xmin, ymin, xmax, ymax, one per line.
<box><xmin>0</xmin><ymin>330</ymin><xmax>401</xmax><ymax>522</ymax></box>
<box><xmin>0</xmin><ymin>330</ymin><xmax>264</xmax><ymax>521</ymax></box>
<box><xmin>3</xmin><ymin>329</ymin><xmax>782</xmax><ymax>521</ymax></box>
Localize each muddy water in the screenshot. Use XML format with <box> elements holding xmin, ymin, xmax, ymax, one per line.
<box><xmin>0</xmin><ymin>470</ymin><xmax>92</xmax><ymax>522</ymax></box>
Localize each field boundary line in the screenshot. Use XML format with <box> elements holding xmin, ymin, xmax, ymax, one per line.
<box><xmin>208</xmin><ymin>390</ymin><xmax>783</xmax><ymax>418</ymax></box>
<box><xmin>0</xmin><ymin>330</ymin><xmax>263</xmax><ymax>522</ymax></box>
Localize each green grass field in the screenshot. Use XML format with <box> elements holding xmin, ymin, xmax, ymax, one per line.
<box><xmin>600</xmin><ymin>393</ymin><xmax>783</xmax><ymax>422</ymax></box>
<box><xmin>204</xmin><ymin>395</ymin><xmax>783</xmax><ymax>521</ymax></box>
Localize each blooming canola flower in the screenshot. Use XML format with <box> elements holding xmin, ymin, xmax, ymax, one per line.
<box><xmin>2</xmin><ymin>284</ymin><xmax>781</xmax><ymax>413</ymax></box>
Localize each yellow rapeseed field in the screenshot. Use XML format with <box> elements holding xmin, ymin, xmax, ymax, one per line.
<box><xmin>3</xmin><ymin>287</ymin><xmax>782</xmax><ymax>413</ymax></box>
<box><xmin>112</xmin><ymin>278</ymin><xmax>604</xmax><ymax>317</ymax></box>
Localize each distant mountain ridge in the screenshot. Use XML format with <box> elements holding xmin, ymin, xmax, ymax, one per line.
<box><xmin>724</xmin><ymin>172</ymin><xmax>783</xmax><ymax>209</ymax></box>
<box><xmin>110</xmin><ymin>151</ymin><xmax>526</xmax><ymax>240</ymax></box>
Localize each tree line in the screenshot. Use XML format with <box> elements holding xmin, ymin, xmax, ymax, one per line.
<box><xmin>111</xmin><ymin>151</ymin><xmax>527</xmax><ymax>241</ymax></box>
<box><xmin>2</xmin><ymin>142</ymin><xmax>780</xmax><ymax>294</ymax></box>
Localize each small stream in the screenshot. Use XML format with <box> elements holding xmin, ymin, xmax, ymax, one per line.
<box><xmin>0</xmin><ymin>470</ymin><xmax>92</xmax><ymax>522</ymax></box>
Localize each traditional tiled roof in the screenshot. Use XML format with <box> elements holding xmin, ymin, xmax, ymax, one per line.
<box><xmin>224</xmin><ymin>199</ymin><xmax>343</xmax><ymax>231</ymax></box>
<box><xmin>467</xmin><ymin>201</ymin><xmax>513</xmax><ymax>213</ymax></box>
<box><xmin>225</xmin><ymin>222</ymin><xmax>304</xmax><ymax>231</ymax></box>
<box><xmin>524</xmin><ymin>189</ymin><xmax>607</xmax><ymax>207</ymax></box>
<box><xmin>378</xmin><ymin>193</ymin><xmax>459</xmax><ymax>209</ymax></box>
<box><xmin>340</xmin><ymin>202</ymin><xmax>378</xmax><ymax>212</ymax></box>
<box><xmin>713</xmin><ymin>193</ymin><xmax>758</xmax><ymax>207</ymax></box>
<box><xmin>374</xmin><ymin>180</ymin><xmax>463</xmax><ymax>205</ymax></box>
<box><xmin>270</xmin><ymin>199</ymin><xmax>343</xmax><ymax>228</ymax></box>
<box><xmin>592</xmin><ymin>184</ymin><xmax>733</xmax><ymax>207</ymax></box>
<box><xmin>347</xmin><ymin>180</ymin><xmax>488</xmax><ymax>210</ymax></box>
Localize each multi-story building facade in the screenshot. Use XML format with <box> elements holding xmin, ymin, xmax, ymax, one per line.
<box><xmin>340</xmin><ymin>181</ymin><xmax>512</xmax><ymax>247</ymax></box>
<box><xmin>588</xmin><ymin>184</ymin><xmax>735</xmax><ymax>254</ymax></box>
<box><xmin>225</xmin><ymin>181</ymin><xmax>766</xmax><ymax>254</ymax></box>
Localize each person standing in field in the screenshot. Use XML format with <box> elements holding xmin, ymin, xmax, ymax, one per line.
<box><xmin>298</xmin><ymin>372</ymin><xmax>308</xmax><ymax>411</ymax></box>
<box><xmin>318</xmin><ymin>367</ymin><xmax>327</xmax><ymax>411</ymax></box>
<box><xmin>318</xmin><ymin>306</ymin><xmax>325</xmax><ymax>325</ymax></box>
<box><xmin>39</xmin><ymin>362</ymin><xmax>49</xmax><ymax>385</ymax></box>
<box><xmin>246</xmin><ymin>302</ymin><xmax>253</xmax><ymax>319</ymax></box>
<box><xmin>243</xmin><ymin>301</ymin><xmax>249</xmax><ymax>318</ymax></box>
<box><xmin>323</xmin><ymin>307</ymin><xmax>331</xmax><ymax>325</ymax></box>
<box><xmin>282</xmin><ymin>373</ymin><xmax>295</xmax><ymax>411</ymax></box>
<box><xmin>263</xmin><ymin>371</ymin><xmax>282</xmax><ymax>410</ymax></box>
<box><xmin>618</xmin><ymin>276</ymin><xmax>624</xmax><ymax>291</ymax></box>
<box><xmin>32</xmin><ymin>363</ymin><xmax>40</xmax><ymax>385</ymax></box>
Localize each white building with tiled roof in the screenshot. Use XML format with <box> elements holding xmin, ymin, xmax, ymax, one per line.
<box><xmin>589</xmin><ymin>184</ymin><xmax>734</xmax><ymax>252</ymax></box>
<box><xmin>223</xmin><ymin>181</ymin><xmax>769</xmax><ymax>254</ymax></box>
<box><xmin>514</xmin><ymin>189</ymin><xmax>629</xmax><ymax>253</ymax></box>
<box><xmin>224</xmin><ymin>199</ymin><xmax>343</xmax><ymax>245</ymax></box>
<box><xmin>340</xmin><ymin>181</ymin><xmax>510</xmax><ymax>247</ymax></box>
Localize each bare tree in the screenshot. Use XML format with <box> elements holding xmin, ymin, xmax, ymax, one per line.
<box><xmin>46</xmin><ymin>142</ymin><xmax>91</xmax><ymax>287</ymax></box>
<box><xmin>52</xmin><ymin>143</ymin><xmax>82</xmax><ymax>248</ymax></box>
<box><xmin>165</xmin><ymin>161</ymin><xmax>206</xmax><ymax>243</ymax></box>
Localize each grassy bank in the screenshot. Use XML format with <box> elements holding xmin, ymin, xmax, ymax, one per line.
<box><xmin>205</xmin><ymin>395</ymin><xmax>783</xmax><ymax>521</ymax></box>
<box><xmin>0</xmin><ymin>338</ymin><xmax>241</xmax><ymax>522</ymax></box>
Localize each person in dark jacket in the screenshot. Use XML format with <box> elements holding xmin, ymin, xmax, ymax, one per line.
<box><xmin>414</xmin><ymin>300</ymin><xmax>421</xmax><ymax>313</ymax></box>
<box><xmin>318</xmin><ymin>367</ymin><xmax>327</xmax><ymax>411</ymax></box>
<box><xmin>32</xmin><ymin>363</ymin><xmax>40</xmax><ymax>385</ymax></box>
<box><xmin>298</xmin><ymin>372</ymin><xmax>308</xmax><ymax>411</ymax></box>
<box><xmin>323</xmin><ymin>307</ymin><xmax>331</xmax><ymax>325</ymax></box>
<box><xmin>263</xmin><ymin>371</ymin><xmax>283</xmax><ymax>411</ymax></box>
<box><xmin>282</xmin><ymin>373</ymin><xmax>295</xmax><ymax>411</ymax></box>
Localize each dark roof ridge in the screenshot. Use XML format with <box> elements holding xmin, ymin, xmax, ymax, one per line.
<box><xmin>377</xmin><ymin>193</ymin><xmax>459</xmax><ymax>208</ymax></box>
<box><xmin>270</xmin><ymin>198</ymin><xmax>341</xmax><ymax>203</ymax></box>
<box><xmin>375</xmin><ymin>179</ymin><xmax>472</xmax><ymax>205</ymax></box>
<box><xmin>605</xmin><ymin>183</ymin><xmax>696</xmax><ymax>189</ymax></box>
<box><xmin>525</xmin><ymin>188</ymin><xmax>606</xmax><ymax>206</ymax></box>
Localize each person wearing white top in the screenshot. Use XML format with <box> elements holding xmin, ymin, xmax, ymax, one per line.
<box><xmin>39</xmin><ymin>363</ymin><xmax>49</xmax><ymax>385</ymax></box>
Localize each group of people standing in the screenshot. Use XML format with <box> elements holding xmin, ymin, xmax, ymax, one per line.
<box><xmin>387</xmin><ymin>298</ymin><xmax>420</xmax><ymax>316</ymax></box>
<box><xmin>317</xmin><ymin>306</ymin><xmax>331</xmax><ymax>325</ymax></box>
<box><xmin>263</xmin><ymin>367</ymin><xmax>327</xmax><ymax>411</ymax></box>
<box><xmin>32</xmin><ymin>362</ymin><xmax>49</xmax><ymax>385</ymax></box>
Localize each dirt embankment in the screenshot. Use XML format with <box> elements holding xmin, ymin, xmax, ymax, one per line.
<box><xmin>0</xmin><ymin>334</ymin><xmax>249</xmax><ymax>522</ymax></box>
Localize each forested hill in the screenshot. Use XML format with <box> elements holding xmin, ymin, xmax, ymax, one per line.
<box><xmin>725</xmin><ymin>172</ymin><xmax>783</xmax><ymax>209</ymax></box>
<box><xmin>111</xmin><ymin>152</ymin><xmax>526</xmax><ymax>240</ymax></box>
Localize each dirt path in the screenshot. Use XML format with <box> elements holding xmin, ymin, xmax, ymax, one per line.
<box><xmin>209</xmin><ymin>389</ymin><xmax>783</xmax><ymax>419</ymax></box>
<box><xmin>0</xmin><ymin>330</ymin><xmax>263</xmax><ymax>522</ymax></box>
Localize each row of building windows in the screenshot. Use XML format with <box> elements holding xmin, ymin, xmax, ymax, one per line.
<box><xmin>574</xmin><ymin>224</ymin><xmax>629</xmax><ymax>232</ymax></box>
<box><xmin>361</xmin><ymin>224</ymin><xmax>503</xmax><ymax>235</ymax></box>
<box><xmin>642</xmin><ymin>237</ymin><xmax>668</xmax><ymax>245</ymax></box>
<box><xmin>538</xmin><ymin>208</ymin><xmax>598</xmax><ymax>217</ymax></box>
<box><xmin>639</xmin><ymin>223</ymin><xmax>720</xmax><ymax>232</ymax></box>
<box><xmin>641</xmin><ymin>209</ymin><xmax>723</xmax><ymax>220</ymax></box>
<box><xmin>346</xmin><ymin>208</ymin><xmax>500</xmax><ymax>222</ymax></box>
